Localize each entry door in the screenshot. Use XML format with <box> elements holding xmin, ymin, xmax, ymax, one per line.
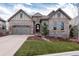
<box><xmin>36</xmin><ymin>24</ymin><xmax>40</xmax><ymax>33</ymax></box>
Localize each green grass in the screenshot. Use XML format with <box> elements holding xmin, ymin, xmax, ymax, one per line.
<box><xmin>14</xmin><ymin>40</ymin><xmax>79</xmax><ymax>56</ymax></box>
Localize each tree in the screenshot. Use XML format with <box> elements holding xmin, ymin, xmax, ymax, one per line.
<box><xmin>41</xmin><ymin>23</ymin><xmax>49</xmax><ymax>36</ymax></box>
<box><xmin>70</xmin><ymin>25</ymin><xmax>78</xmax><ymax>38</ymax></box>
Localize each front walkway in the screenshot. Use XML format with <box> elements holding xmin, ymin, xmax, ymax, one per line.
<box><xmin>40</xmin><ymin>51</ymin><xmax>79</xmax><ymax>56</ymax></box>
<box><xmin>0</xmin><ymin>35</ymin><xmax>31</xmax><ymax>56</ymax></box>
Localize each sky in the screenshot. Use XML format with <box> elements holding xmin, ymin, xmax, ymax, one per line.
<box><xmin>0</xmin><ymin>3</ymin><xmax>79</xmax><ymax>21</ymax></box>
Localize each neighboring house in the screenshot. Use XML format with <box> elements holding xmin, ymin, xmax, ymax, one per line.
<box><xmin>8</xmin><ymin>8</ymin><xmax>71</xmax><ymax>39</ymax></box>
<box><xmin>0</xmin><ymin>17</ymin><xmax>6</xmax><ymax>35</ymax></box>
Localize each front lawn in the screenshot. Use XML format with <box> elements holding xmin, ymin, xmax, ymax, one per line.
<box><xmin>14</xmin><ymin>38</ymin><xmax>79</xmax><ymax>56</ymax></box>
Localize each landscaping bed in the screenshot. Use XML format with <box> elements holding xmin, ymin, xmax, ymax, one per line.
<box><xmin>27</xmin><ymin>36</ymin><xmax>69</xmax><ymax>41</ymax></box>
<box><xmin>45</xmin><ymin>36</ymin><xmax>67</xmax><ymax>41</ymax></box>
<box><xmin>27</xmin><ymin>36</ymin><xmax>44</xmax><ymax>41</ymax></box>
<box><xmin>14</xmin><ymin>36</ymin><xmax>79</xmax><ymax>56</ymax></box>
<box><xmin>0</xmin><ymin>32</ymin><xmax>7</xmax><ymax>37</ymax></box>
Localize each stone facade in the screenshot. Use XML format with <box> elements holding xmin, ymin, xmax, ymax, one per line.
<box><xmin>8</xmin><ymin>8</ymin><xmax>71</xmax><ymax>38</ymax></box>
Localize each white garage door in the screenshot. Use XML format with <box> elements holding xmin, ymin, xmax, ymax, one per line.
<box><xmin>12</xmin><ymin>26</ymin><xmax>31</xmax><ymax>35</ymax></box>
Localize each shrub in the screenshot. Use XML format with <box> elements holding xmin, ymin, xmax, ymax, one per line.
<box><xmin>70</xmin><ymin>25</ymin><xmax>78</xmax><ymax>38</ymax></box>
<box><xmin>41</xmin><ymin>23</ymin><xmax>49</xmax><ymax>36</ymax></box>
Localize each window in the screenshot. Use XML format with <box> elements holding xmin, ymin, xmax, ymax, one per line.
<box><xmin>2</xmin><ymin>26</ymin><xmax>5</xmax><ymax>29</ymax></box>
<box><xmin>36</xmin><ymin>24</ymin><xmax>40</xmax><ymax>30</ymax></box>
<box><xmin>53</xmin><ymin>27</ymin><xmax>56</xmax><ymax>30</ymax></box>
<box><xmin>53</xmin><ymin>23</ymin><xmax>57</xmax><ymax>30</ymax></box>
<box><xmin>20</xmin><ymin>13</ymin><xmax>23</xmax><ymax>18</ymax></box>
<box><xmin>56</xmin><ymin>22</ymin><xmax>64</xmax><ymax>30</ymax></box>
<box><xmin>57</xmin><ymin>12</ymin><xmax>61</xmax><ymax>17</ymax></box>
<box><xmin>57</xmin><ymin>22</ymin><xmax>61</xmax><ymax>29</ymax></box>
<box><xmin>61</xmin><ymin>22</ymin><xmax>64</xmax><ymax>30</ymax></box>
<box><xmin>36</xmin><ymin>24</ymin><xmax>40</xmax><ymax>32</ymax></box>
<box><xmin>53</xmin><ymin>22</ymin><xmax>64</xmax><ymax>30</ymax></box>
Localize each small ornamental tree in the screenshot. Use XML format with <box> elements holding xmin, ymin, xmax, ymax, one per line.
<box><xmin>70</xmin><ymin>25</ymin><xmax>78</xmax><ymax>38</ymax></box>
<box><xmin>41</xmin><ymin>23</ymin><xmax>49</xmax><ymax>36</ymax></box>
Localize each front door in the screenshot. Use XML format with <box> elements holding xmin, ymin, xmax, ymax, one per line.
<box><xmin>36</xmin><ymin>24</ymin><xmax>40</xmax><ymax>33</ymax></box>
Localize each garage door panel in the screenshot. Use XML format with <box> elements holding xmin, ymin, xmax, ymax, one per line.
<box><xmin>12</xmin><ymin>26</ymin><xmax>31</xmax><ymax>35</ymax></box>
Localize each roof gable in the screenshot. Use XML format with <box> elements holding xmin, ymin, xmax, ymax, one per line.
<box><xmin>0</xmin><ymin>17</ymin><xmax>5</xmax><ymax>22</ymax></box>
<box><xmin>8</xmin><ymin>9</ymin><xmax>32</xmax><ymax>21</ymax></box>
<box><xmin>33</xmin><ymin>12</ymin><xmax>42</xmax><ymax>16</ymax></box>
<box><xmin>55</xmin><ymin>8</ymin><xmax>71</xmax><ymax>20</ymax></box>
<box><xmin>48</xmin><ymin>8</ymin><xmax>71</xmax><ymax>20</ymax></box>
<box><xmin>48</xmin><ymin>10</ymin><xmax>55</xmax><ymax>17</ymax></box>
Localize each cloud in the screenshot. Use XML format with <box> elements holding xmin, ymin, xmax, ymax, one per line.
<box><xmin>1</xmin><ymin>0</ymin><xmax>79</xmax><ymax>3</ymax></box>
<box><xmin>2</xmin><ymin>4</ymin><xmax>36</xmax><ymax>20</ymax></box>
<box><xmin>26</xmin><ymin>3</ymin><xmax>32</xmax><ymax>5</ymax></box>
<box><xmin>61</xmin><ymin>3</ymin><xmax>78</xmax><ymax>18</ymax></box>
<box><xmin>12</xmin><ymin>3</ymin><xmax>54</xmax><ymax>15</ymax></box>
<box><xmin>0</xmin><ymin>5</ymin><xmax>12</xmax><ymax>20</ymax></box>
<box><xmin>0</xmin><ymin>3</ymin><xmax>78</xmax><ymax>21</ymax></box>
<box><xmin>13</xmin><ymin>4</ymin><xmax>37</xmax><ymax>15</ymax></box>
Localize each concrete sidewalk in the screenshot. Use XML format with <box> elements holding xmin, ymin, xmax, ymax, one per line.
<box><xmin>0</xmin><ymin>35</ymin><xmax>31</xmax><ymax>56</ymax></box>
<box><xmin>40</xmin><ymin>51</ymin><xmax>79</xmax><ymax>56</ymax></box>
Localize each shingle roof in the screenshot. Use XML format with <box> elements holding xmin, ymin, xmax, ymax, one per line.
<box><xmin>0</xmin><ymin>17</ymin><xmax>5</xmax><ymax>22</ymax></box>
<box><xmin>48</xmin><ymin>10</ymin><xmax>55</xmax><ymax>17</ymax></box>
<box><xmin>32</xmin><ymin>12</ymin><xmax>42</xmax><ymax>16</ymax></box>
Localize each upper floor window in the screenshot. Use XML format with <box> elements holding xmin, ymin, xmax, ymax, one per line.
<box><xmin>57</xmin><ymin>12</ymin><xmax>61</xmax><ymax>17</ymax></box>
<box><xmin>20</xmin><ymin>13</ymin><xmax>23</xmax><ymax>18</ymax></box>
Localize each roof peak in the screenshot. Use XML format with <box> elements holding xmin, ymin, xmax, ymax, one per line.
<box><xmin>8</xmin><ymin>9</ymin><xmax>31</xmax><ymax>21</ymax></box>
<box><xmin>16</xmin><ymin>9</ymin><xmax>25</xmax><ymax>12</ymax></box>
<box><xmin>48</xmin><ymin>8</ymin><xmax>71</xmax><ymax>20</ymax></box>
<box><xmin>33</xmin><ymin>12</ymin><xmax>42</xmax><ymax>16</ymax></box>
<box><xmin>0</xmin><ymin>17</ymin><xmax>5</xmax><ymax>22</ymax></box>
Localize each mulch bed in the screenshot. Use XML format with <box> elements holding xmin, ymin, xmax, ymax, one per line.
<box><xmin>70</xmin><ymin>38</ymin><xmax>79</xmax><ymax>43</ymax></box>
<box><xmin>27</xmin><ymin>35</ymin><xmax>69</xmax><ymax>41</ymax></box>
<box><xmin>0</xmin><ymin>33</ymin><xmax>6</xmax><ymax>37</ymax></box>
<box><xmin>45</xmin><ymin>36</ymin><xmax>69</xmax><ymax>41</ymax></box>
<box><xmin>0</xmin><ymin>32</ymin><xmax>8</xmax><ymax>37</ymax></box>
<box><xmin>27</xmin><ymin>36</ymin><xmax>44</xmax><ymax>41</ymax></box>
<box><xmin>27</xmin><ymin>35</ymin><xmax>79</xmax><ymax>44</ymax></box>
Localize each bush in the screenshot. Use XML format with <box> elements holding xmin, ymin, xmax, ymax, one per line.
<box><xmin>70</xmin><ymin>25</ymin><xmax>78</xmax><ymax>38</ymax></box>
<box><xmin>41</xmin><ymin>23</ymin><xmax>49</xmax><ymax>36</ymax></box>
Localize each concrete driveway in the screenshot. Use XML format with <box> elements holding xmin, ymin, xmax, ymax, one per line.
<box><xmin>0</xmin><ymin>35</ymin><xmax>31</xmax><ymax>56</ymax></box>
